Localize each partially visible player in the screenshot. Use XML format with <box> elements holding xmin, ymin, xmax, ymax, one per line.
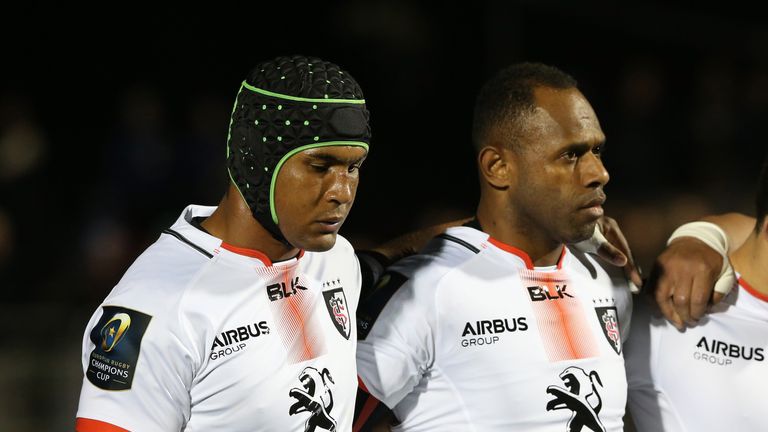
<box><xmin>625</xmin><ymin>159</ymin><xmax>768</xmax><ymax>431</ymax></box>
<box><xmin>355</xmin><ymin>62</ymin><xmax>633</xmax><ymax>431</ymax></box>
<box><xmin>649</xmin><ymin>211</ymin><xmax>755</xmax><ymax>329</ymax></box>
<box><xmin>75</xmin><ymin>55</ymin><xmax>371</xmax><ymax>431</ymax></box>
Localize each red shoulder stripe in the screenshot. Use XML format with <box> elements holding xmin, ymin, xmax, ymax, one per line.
<box><xmin>76</xmin><ymin>418</ymin><xmax>130</xmax><ymax>432</ymax></box>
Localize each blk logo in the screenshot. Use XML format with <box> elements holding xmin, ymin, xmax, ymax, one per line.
<box><xmin>289</xmin><ymin>366</ymin><xmax>337</xmax><ymax>432</ymax></box>
<box><xmin>267</xmin><ymin>277</ymin><xmax>307</xmax><ymax>301</ymax></box>
<box><xmin>546</xmin><ymin>366</ymin><xmax>605</xmax><ymax>432</ymax></box>
<box><xmin>528</xmin><ymin>284</ymin><xmax>574</xmax><ymax>302</ymax></box>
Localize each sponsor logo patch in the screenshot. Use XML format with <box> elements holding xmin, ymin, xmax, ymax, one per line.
<box><xmin>546</xmin><ymin>366</ymin><xmax>605</xmax><ymax>432</ymax></box>
<box><xmin>289</xmin><ymin>366</ymin><xmax>337</xmax><ymax>432</ymax></box>
<box><xmin>86</xmin><ymin>306</ymin><xmax>152</xmax><ymax>391</ymax></box>
<box><xmin>527</xmin><ymin>284</ymin><xmax>574</xmax><ymax>301</ymax></box>
<box><xmin>267</xmin><ymin>276</ymin><xmax>308</xmax><ymax>302</ymax></box>
<box><xmin>460</xmin><ymin>317</ymin><xmax>528</xmax><ymax>347</ymax></box>
<box><xmin>693</xmin><ymin>336</ymin><xmax>765</xmax><ymax>366</ymax></box>
<box><xmin>209</xmin><ymin>321</ymin><xmax>270</xmax><ymax>361</ymax></box>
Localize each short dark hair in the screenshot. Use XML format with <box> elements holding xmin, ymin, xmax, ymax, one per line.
<box><xmin>471</xmin><ymin>62</ymin><xmax>577</xmax><ymax>152</ymax></box>
<box><xmin>756</xmin><ymin>156</ymin><xmax>768</xmax><ymax>231</ymax></box>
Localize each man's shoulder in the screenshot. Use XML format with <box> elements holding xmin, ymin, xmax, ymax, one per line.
<box><xmin>356</xmin><ymin>228</ymin><xmax>485</xmax><ymax>338</ymax></box>
<box><xmin>390</xmin><ymin>226</ymin><xmax>486</xmax><ymax>282</ymax></box>
<box><xmin>105</xmin><ymin>232</ymin><xmax>217</xmax><ymax>308</ymax></box>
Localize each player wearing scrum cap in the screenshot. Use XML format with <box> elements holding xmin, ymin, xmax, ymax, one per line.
<box><xmin>76</xmin><ymin>55</ymin><xmax>371</xmax><ymax>431</ymax></box>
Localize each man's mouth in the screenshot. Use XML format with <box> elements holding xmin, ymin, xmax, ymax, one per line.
<box><xmin>316</xmin><ymin>216</ymin><xmax>344</xmax><ymax>232</ymax></box>
<box><xmin>579</xmin><ymin>194</ymin><xmax>606</xmax><ymax>218</ymax></box>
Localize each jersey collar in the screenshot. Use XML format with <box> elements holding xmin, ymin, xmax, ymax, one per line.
<box><xmin>220</xmin><ymin>241</ymin><xmax>305</xmax><ymax>266</ymax></box>
<box><xmin>443</xmin><ymin>225</ymin><xmax>569</xmax><ymax>271</ymax></box>
<box><xmin>738</xmin><ymin>275</ymin><xmax>768</xmax><ymax>303</ymax></box>
<box><xmin>486</xmin><ymin>236</ymin><xmax>567</xmax><ymax>271</ymax></box>
<box><xmin>171</xmin><ymin>205</ymin><xmax>304</xmax><ymax>267</ymax></box>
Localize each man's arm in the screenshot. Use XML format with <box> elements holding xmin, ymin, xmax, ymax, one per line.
<box><xmin>649</xmin><ymin>213</ymin><xmax>755</xmax><ymax>329</ymax></box>
<box><xmin>369</xmin><ymin>218</ymin><xmax>473</xmax><ymax>262</ymax></box>
<box><xmin>355</xmin><ymin>218</ymin><xmax>472</xmax><ymax>301</ymax></box>
<box><xmin>358</xmin><ymin>215</ymin><xmax>641</xmax><ymax>298</ymax></box>
<box><xmin>76</xmin><ymin>301</ymin><xmax>192</xmax><ymax>431</ymax></box>
<box><xmin>354</xmin><ymin>266</ymin><xmax>438</xmax><ymax>430</ymax></box>
<box><xmin>702</xmin><ymin>212</ymin><xmax>755</xmax><ymax>249</ymax></box>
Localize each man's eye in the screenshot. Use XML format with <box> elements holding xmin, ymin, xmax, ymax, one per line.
<box><xmin>592</xmin><ymin>145</ymin><xmax>604</xmax><ymax>157</ymax></box>
<box><xmin>563</xmin><ymin>151</ymin><xmax>578</xmax><ymax>161</ymax></box>
<box><xmin>310</xmin><ymin>164</ymin><xmax>329</xmax><ymax>172</ymax></box>
<box><xmin>348</xmin><ymin>164</ymin><xmax>361</xmax><ymax>173</ymax></box>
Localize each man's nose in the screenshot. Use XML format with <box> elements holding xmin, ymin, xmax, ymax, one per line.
<box><xmin>581</xmin><ymin>152</ymin><xmax>609</xmax><ymax>188</ymax></box>
<box><xmin>325</xmin><ymin>171</ymin><xmax>356</xmax><ymax>204</ymax></box>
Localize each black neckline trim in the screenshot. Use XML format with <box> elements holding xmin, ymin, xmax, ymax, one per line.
<box><xmin>162</xmin><ymin>228</ymin><xmax>213</xmax><ymax>258</ymax></box>
<box><xmin>436</xmin><ymin>233</ymin><xmax>480</xmax><ymax>254</ymax></box>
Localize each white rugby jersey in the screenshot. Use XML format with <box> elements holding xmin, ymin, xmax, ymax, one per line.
<box><xmin>76</xmin><ymin>205</ymin><xmax>361</xmax><ymax>432</ymax></box>
<box><xmin>356</xmin><ymin>226</ymin><xmax>632</xmax><ymax>432</ymax></box>
<box><xmin>625</xmin><ymin>275</ymin><xmax>768</xmax><ymax>431</ymax></box>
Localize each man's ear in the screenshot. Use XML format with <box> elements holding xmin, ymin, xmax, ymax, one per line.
<box><xmin>760</xmin><ymin>217</ymin><xmax>768</xmax><ymax>239</ymax></box>
<box><xmin>478</xmin><ymin>144</ymin><xmax>516</xmax><ymax>189</ymax></box>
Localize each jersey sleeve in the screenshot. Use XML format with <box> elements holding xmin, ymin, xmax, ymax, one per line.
<box><xmin>355</xmin><ymin>269</ymin><xmax>437</xmax><ymax>409</ymax></box>
<box><xmin>624</xmin><ymin>298</ymin><xmax>676</xmax><ymax>431</ymax></box>
<box><xmin>76</xmin><ymin>298</ymin><xmax>196</xmax><ymax>432</ymax></box>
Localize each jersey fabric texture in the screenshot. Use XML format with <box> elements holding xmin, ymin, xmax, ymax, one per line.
<box><xmin>625</xmin><ymin>275</ymin><xmax>768</xmax><ymax>431</ymax></box>
<box><xmin>76</xmin><ymin>205</ymin><xmax>362</xmax><ymax>432</ymax></box>
<box><xmin>356</xmin><ymin>226</ymin><xmax>632</xmax><ymax>432</ymax></box>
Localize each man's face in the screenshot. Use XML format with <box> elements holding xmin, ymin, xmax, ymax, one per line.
<box><xmin>273</xmin><ymin>145</ymin><xmax>367</xmax><ymax>252</ymax></box>
<box><xmin>509</xmin><ymin>86</ymin><xmax>609</xmax><ymax>245</ymax></box>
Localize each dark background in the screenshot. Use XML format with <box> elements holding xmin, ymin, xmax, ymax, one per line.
<box><xmin>1</xmin><ymin>2</ymin><xmax>766</xmax><ymax>429</ymax></box>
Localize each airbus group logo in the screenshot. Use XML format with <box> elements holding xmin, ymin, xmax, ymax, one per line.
<box><xmin>460</xmin><ymin>317</ymin><xmax>528</xmax><ymax>347</ymax></box>
<box><xmin>100</xmin><ymin>313</ymin><xmax>131</xmax><ymax>352</ymax></box>
<box><xmin>694</xmin><ymin>336</ymin><xmax>765</xmax><ymax>366</ymax></box>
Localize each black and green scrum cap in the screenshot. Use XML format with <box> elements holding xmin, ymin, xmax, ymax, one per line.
<box><xmin>226</xmin><ymin>55</ymin><xmax>371</xmax><ymax>243</ymax></box>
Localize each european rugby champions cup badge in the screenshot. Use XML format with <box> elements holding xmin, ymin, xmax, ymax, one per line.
<box><xmin>86</xmin><ymin>306</ymin><xmax>152</xmax><ymax>390</ymax></box>
<box><xmin>323</xmin><ymin>288</ymin><xmax>351</xmax><ymax>339</ymax></box>
<box><xmin>594</xmin><ymin>306</ymin><xmax>621</xmax><ymax>355</ymax></box>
